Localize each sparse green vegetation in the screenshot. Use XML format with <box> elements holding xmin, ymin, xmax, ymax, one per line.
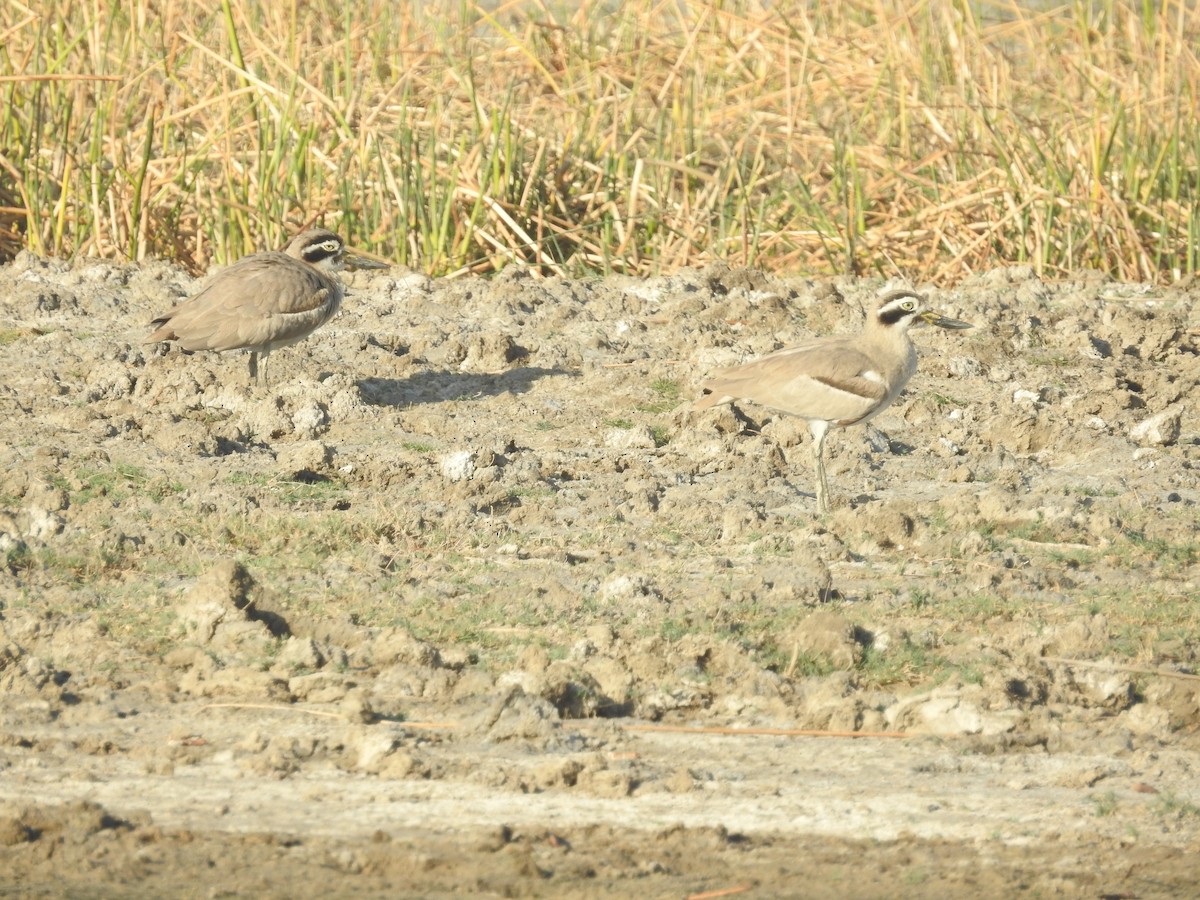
<box><xmin>636</xmin><ymin>379</ymin><xmax>684</xmax><ymax>414</ymax></box>
<box><xmin>928</xmin><ymin>392</ymin><xmax>967</xmax><ymax>408</ymax></box>
<box><xmin>1006</xmin><ymin>516</ymin><xmax>1072</xmax><ymax>545</ymax></box>
<box><xmin>1090</xmin><ymin>791</ymin><xmax>1120</xmax><ymax>817</ymax></box>
<box><xmin>1029</xmin><ymin>354</ymin><xmax>1074</xmax><ymax>368</ymax></box>
<box><xmin>276</xmin><ymin>479</ymin><xmax>348</xmax><ymax>506</ymax></box>
<box><xmin>907</xmin><ymin>588</ymin><xmax>933</xmax><ymax>611</ymax></box>
<box><xmin>4</xmin><ymin>2</ymin><xmax>1195</xmax><ymax>281</ymax></box>
<box><xmin>1065</xmin><ymin>484</ymin><xmax>1120</xmax><ymax>499</ymax></box>
<box><xmin>3</xmin><ymin>542</ymin><xmax>33</xmax><ymax>575</ymax></box>
<box><xmin>748</xmin><ymin>533</ymin><xmax>796</xmax><ymax>558</ymax></box>
<box><xmin>221</xmin><ymin>471</ymin><xmax>349</xmax><ymax>507</ymax></box>
<box><xmin>1120</xmin><ymin>528</ymin><xmax>1198</xmax><ymax>574</ymax></box>
<box><xmin>648</xmin><ymin>425</ymin><xmax>671</xmax><ymax>448</ymax></box>
<box><xmin>1152</xmin><ymin>791</ymin><xmax>1200</xmax><ymax>821</ymax></box>
<box><xmin>60</xmin><ymin>463</ymin><xmax>150</xmax><ymax>505</ymax></box>
<box><xmin>859</xmin><ymin>639</ymin><xmax>949</xmax><ymax>688</ymax></box>
<box><xmin>659</xmin><ymin>616</ymin><xmax>692</xmax><ymax>643</ymax></box>
<box><xmin>901</xmin><ymin>868</ymin><xmax>929</xmax><ymax>887</ymax></box>
<box><xmin>510</xmin><ymin>484</ymin><xmax>554</xmax><ymax>500</ymax></box>
<box><xmin>8</xmin><ymin>542</ymin><xmax>142</xmax><ymax>584</ymax></box>
<box><xmin>783</xmin><ymin>649</ymin><xmax>838</xmax><ymax>679</ymax></box>
<box><xmin>222</xmin><ymin>472</ymin><xmax>273</xmax><ymax>488</ymax></box>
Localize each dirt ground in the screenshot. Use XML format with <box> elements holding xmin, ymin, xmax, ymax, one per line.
<box><xmin>1</xmin><ymin>252</ymin><xmax>1198</xmax><ymax>897</ymax></box>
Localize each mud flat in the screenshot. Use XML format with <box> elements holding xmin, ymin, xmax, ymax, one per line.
<box><xmin>1</xmin><ymin>254</ymin><xmax>1197</xmax><ymax>896</ymax></box>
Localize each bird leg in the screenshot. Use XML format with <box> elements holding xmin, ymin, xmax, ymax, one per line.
<box><xmin>809</xmin><ymin>420</ymin><xmax>832</xmax><ymax>513</ymax></box>
<box><xmin>247</xmin><ymin>350</ymin><xmax>272</xmax><ymax>388</ymax></box>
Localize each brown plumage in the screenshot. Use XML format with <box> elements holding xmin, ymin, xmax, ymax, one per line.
<box><xmin>696</xmin><ymin>290</ymin><xmax>972</xmax><ymax>512</ymax></box>
<box><xmin>145</xmin><ymin>228</ymin><xmax>387</xmax><ymax>385</ymax></box>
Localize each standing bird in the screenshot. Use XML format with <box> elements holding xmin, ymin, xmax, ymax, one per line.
<box><xmin>695</xmin><ymin>290</ymin><xmax>972</xmax><ymax>512</ymax></box>
<box><xmin>145</xmin><ymin>228</ymin><xmax>388</xmax><ymax>386</ymax></box>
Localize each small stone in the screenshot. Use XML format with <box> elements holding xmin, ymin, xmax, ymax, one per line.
<box><xmin>603</xmin><ymin>426</ymin><xmax>657</xmax><ymax>450</ymax></box>
<box><xmin>440</xmin><ymin>450</ymin><xmax>476</xmax><ymax>481</ymax></box>
<box><xmin>577</xmin><ymin>768</ymin><xmax>633</xmax><ymax>798</ymax></box>
<box><xmin>1123</xmin><ymin>703</ymin><xmax>1172</xmax><ymax>736</ymax></box>
<box><xmin>276</xmin><ymin>441</ymin><xmax>332</xmax><ymax>477</ymax></box>
<box><xmin>949</xmin><ymin>356</ymin><xmax>982</xmax><ymax>378</ymax></box>
<box><xmin>789</xmin><ymin>611</ymin><xmax>862</xmax><ymax>670</ymax></box>
<box><xmin>342</xmin><ymin>689</ymin><xmax>376</xmax><ymax>724</ymax></box>
<box><xmin>665</xmin><ymin>767</ymin><xmax>697</xmax><ymax>794</ymax></box>
<box><xmin>276</xmin><ymin>637</ymin><xmax>326</xmax><ymax>671</ymax></box>
<box><xmin>1129</xmin><ymin>405</ymin><xmax>1182</xmax><ymax>447</ymax></box>
<box><xmin>290</xmin><ymin>401</ymin><xmax>329</xmax><ymax>437</ymax></box>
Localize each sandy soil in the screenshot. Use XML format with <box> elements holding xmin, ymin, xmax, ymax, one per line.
<box><xmin>1</xmin><ymin>252</ymin><xmax>1198</xmax><ymax>897</ymax></box>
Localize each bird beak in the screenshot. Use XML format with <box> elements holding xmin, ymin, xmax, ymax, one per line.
<box><xmin>343</xmin><ymin>251</ymin><xmax>390</xmax><ymax>271</ymax></box>
<box><xmin>919</xmin><ymin>310</ymin><xmax>973</xmax><ymax>330</ymax></box>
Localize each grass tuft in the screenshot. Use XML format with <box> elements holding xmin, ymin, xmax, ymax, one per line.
<box><xmin>0</xmin><ymin>1</ymin><xmax>1196</xmax><ymax>281</ymax></box>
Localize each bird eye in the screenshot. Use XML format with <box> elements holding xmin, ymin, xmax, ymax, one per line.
<box><xmin>901</xmin><ymin>300</ymin><xmax>916</xmax><ymax>312</ymax></box>
<box><xmin>322</xmin><ymin>241</ymin><xmax>340</xmax><ymax>252</ymax></box>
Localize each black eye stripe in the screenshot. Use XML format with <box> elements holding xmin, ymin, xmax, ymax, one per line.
<box><xmin>878</xmin><ymin>303</ymin><xmax>917</xmax><ymax>325</ymax></box>
<box><xmin>302</xmin><ymin>240</ymin><xmax>343</xmax><ymax>262</ymax></box>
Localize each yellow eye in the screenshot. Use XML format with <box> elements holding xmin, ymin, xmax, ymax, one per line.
<box><xmin>322</xmin><ymin>241</ymin><xmax>340</xmax><ymax>252</ymax></box>
<box><xmin>901</xmin><ymin>300</ymin><xmax>916</xmax><ymax>312</ymax></box>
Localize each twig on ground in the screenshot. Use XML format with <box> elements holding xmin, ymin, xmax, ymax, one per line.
<box><xmin>621</xmin><ymin>724</ymin><xmax>911</xmax><ymax>739</ymax></box>
<box><xmin>686</xmin><ymin>886</ymin><xmax>754</xmax><ymax>900</ymax></box>
<box><xmin>1043</xmin><ymin>656</ymin><xmax>1200</xmax><ymax>683</ymax></box>
<box><xmin>200</xmin><ymin>702</ymin><xmax>346</xmax><ymax>719</ymax></box>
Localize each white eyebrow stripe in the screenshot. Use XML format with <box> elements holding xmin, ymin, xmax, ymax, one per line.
<box><xmin>861</xmin><ymin>370</ymin><xmax>885</xmax><ymax>384</ymax></box>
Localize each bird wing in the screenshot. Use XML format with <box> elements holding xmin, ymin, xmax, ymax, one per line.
<box><xmin>698</xmin><ymin>338</ymin><xmax>891</xmax><ymax>425</ymax></box>
<box><xmin>145</xmin><ymin>254</ymin><xmax>334</xmax><ymax>352</ymax></box>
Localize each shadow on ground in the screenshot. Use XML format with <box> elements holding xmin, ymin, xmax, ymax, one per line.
<box><xmin>356</xmin><ymin>366</ymin><xmax>575</xmax><ymax>406</ymax></box>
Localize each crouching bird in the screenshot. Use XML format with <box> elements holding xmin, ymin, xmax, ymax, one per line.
<box><xmin>145</xmin><ymin>228</ymin><xmax>388</xmax><ymax>386</ymax></box>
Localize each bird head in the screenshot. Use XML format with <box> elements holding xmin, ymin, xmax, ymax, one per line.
<box><xmin>875</xmin><ymin>290</ymin><xmax>973</xmax><ymax>332</ymax></box>
<box><xmin>283</xmin><ymin>229</ymin><xmax>388</xmax><ymax>273</ymax></box>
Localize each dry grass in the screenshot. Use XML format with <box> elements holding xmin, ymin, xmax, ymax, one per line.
<box><xmin>1</xmin><ymin>0</ymin><xmax>1197</xmax><ymax>282</ymax></box>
